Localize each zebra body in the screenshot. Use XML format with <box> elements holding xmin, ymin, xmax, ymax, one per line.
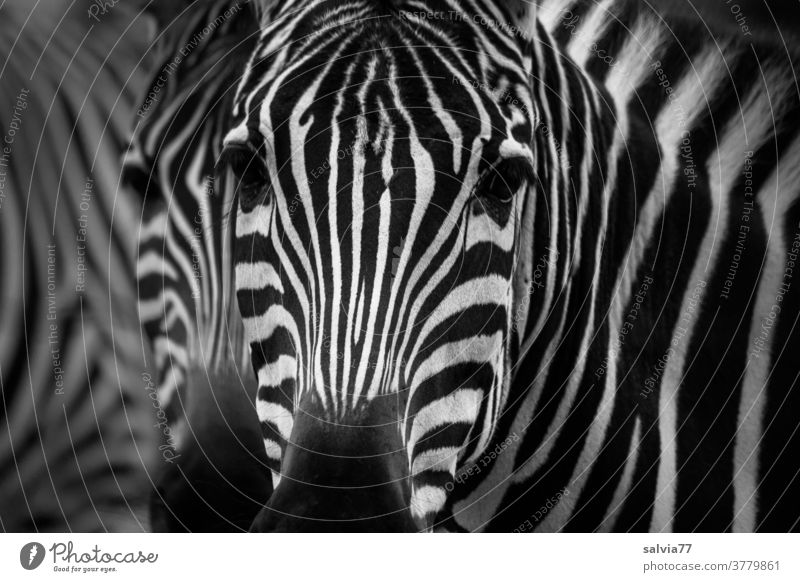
<box><xmin>132</xmin><ymin>0</ymin><xmax>800</xmax><ymax>531</ymax></box>
<box><xmin>489</xmin><ymin>0</ymin><xmax>800</xmax><ymax>533</ymax></box>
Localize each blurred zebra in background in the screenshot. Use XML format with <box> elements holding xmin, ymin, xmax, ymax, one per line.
<box><xmin>0</xmin><ymin>0</ymin><xmax>158</xmax><ymax>531</ymax></box>
<box><xmin>121</xmin><ymin>0</ymin><xmax>271</xmax><ymax>532</ymax></box>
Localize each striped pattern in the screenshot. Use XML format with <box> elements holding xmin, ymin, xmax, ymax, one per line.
<box><xmin>453</xmin><ymin>0</ymin><xmax>800</xmax><ymax>532</ymax></box>
<box><xmin>226</xmin><ymin>0</ymin><xmax>536</xmax><ymax>523</ymax></box>
<box><xmin>0</xmin><ymin>1</ymin><xmax>157</xmax><ymax>531</ymax></box>
<box><xmin>227</xmin><ymin>0</ymin><xmax>800</xmax><ymax>531</ymax></box>
<box><xmin>134</xmin><ymin>0</ymin><xmax>800</xmax><ymax>531</ymax></box>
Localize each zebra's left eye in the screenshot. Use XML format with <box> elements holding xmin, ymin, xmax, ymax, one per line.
<box><xmin>476</xmin><ymin>156</ymin><xmax>534</xmax><ymax>204</ymax></box>
<box><xmin>217</xmin><ymin>144</ymin><xmax>270</xmax><ymax>208</ymax></box>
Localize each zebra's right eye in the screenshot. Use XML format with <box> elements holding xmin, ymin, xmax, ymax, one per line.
<box><xmin>217</xmin><ymin>144</ymin><xmax>270</xmax><ymax>208</ymax></box>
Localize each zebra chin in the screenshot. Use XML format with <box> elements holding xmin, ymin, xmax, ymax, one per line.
<box><xmin>250</xmin><ymin>393</ymin><xmax>423</xmax><ymax>532</ymax></box>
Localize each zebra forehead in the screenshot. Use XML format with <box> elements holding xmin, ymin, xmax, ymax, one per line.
<box><xmin>236</xmin><ymin>3</ymin><xmax>531</xmax><ymax>117</ymax></box>
<box><xmin>232</xmin><ymin>69</ymin><xmax>498</xmax><ymax>157</ymax></box>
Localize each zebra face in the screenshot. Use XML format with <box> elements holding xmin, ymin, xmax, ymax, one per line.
<box><xmin>222</xmin><ymin>1</ymin><xmax>534</xmax><ymax>530</ymax></box>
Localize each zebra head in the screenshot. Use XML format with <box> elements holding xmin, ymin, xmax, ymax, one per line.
<box><xmin>221</xmin><ymin>0</ymin><xmax>537</xmax><ymax>531</ymax></box>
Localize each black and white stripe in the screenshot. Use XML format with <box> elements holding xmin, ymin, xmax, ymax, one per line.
<box><xmin>445</xmin><ymin>0</ymin><xmax>800</xmax><ymax>532</ymax></box>
<box><xmin>224</xmin><ymin>0</ymin><xmax>540</xmax><ymax>527</ymax></box>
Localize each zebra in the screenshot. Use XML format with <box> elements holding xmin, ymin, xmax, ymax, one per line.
<box><xmin>133</xmin><ymin>0</ymin><xmax>800</xmax><ymax>531</ymax></box>
<box><xmin>122</xmin><ymin>0</ymin><xmax>272</xmax><ymax>531</ymax></box>
<box><xmin>0</xmin><ymin>0</ymin><xmax>158</xmax><ymax>531</ymax></box>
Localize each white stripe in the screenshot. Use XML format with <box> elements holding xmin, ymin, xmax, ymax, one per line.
<box><xmin>407</xmin><ymin>388</ymin><xmax>482</xmax><ymax>456</ymax></box>
<box><xmin>411</xmin><ymin>447</ymin><xmax>462</xmax><ymax>477</ymax></box>
<box><xmin>734</xmin><ymin>133</ymin><xmax>800</xmax><ymax>531</ymax></box>
<box><xmin>235</xmin><ymin>262</ymin><xmax>284</xmax><ymax>292</ymax></box>
<box><xmin>600</xmin><ymin>417</ymin><xmax>642</xmax><ymax>532</ymax></box>
<box><xmin>235</xmin><ymin>199</ymin><xmax>273</xmax><ymax>238</ymax></box>
<box><xmin>138</xmin><ymin>210</ymin><xmax>168</xmax><ymax>242</ymax></box>
<box><xmin>256</xmin><ymin>402</ymin><xmax>294</xmax><ymax>441</ymax></box>
<box><xmin>568</xmin><ymin>0</ymin><xmax>615</xmax><ymax>69</ymax></box>
<box><xmin>408</xmin><ymin>333</ymin><xmax>503</xmax><ymax>405</ymax></box>
<box><xmin>243</xmin><ymin>305</ymin><xmax>300</xmax><ymax>346</ymax></box>
<box><xmin>410</xmin><ymin>485</ymin><xmax>447</xmax><ymax>520</ymax></box>
<box><xmin>403</xmin><ymin>36</ymin><xmax>464</xmax><ymax>174</ymax></box>
<box><xmin>263</xmin><ymin>438</ymin><xmax>282</xmax><ymax>461</ymax></box>
<box><xmin>136</xmin><ymin>250</ymin><xmax>178</xmax><ymax>281</ymax></box>
<box><xmin>407</xmin><ymin>276</ymin><xmax>511</xmax><ymax>374</ymax></box>
<box><xmin>257</xmin><ymin>355</ymin><xmax>297</xmax><ymax>388</ymax></box>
